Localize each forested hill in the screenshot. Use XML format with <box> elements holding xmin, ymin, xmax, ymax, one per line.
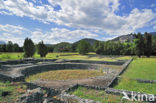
<box><xmin>110</xmin><ymin>32</ymin><xmax>156</xmax><ymax>43</ymax></box>
<box><xmin>74</xmin><ymin>38</ymin><xmax>98</xmax><ymax>45</ymax></box>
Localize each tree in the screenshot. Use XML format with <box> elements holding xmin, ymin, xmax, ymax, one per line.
<box><xmin>53</xmin><ymin>42</ymin><xmax>72</xmax><ymax>52</ymax></box>
<box><xmin>135</xmin><ymin>33</ymin><xmax>144</xmax><ymax>57</ymax></box>
<box><xmin>47</xmin><ymin>45</ymin><xmax>54</xmax><ymax>52</ymax></box>
<box><xmin>0</xmin><ymin>44</ymin><xmax>6</xmax><ymax>52</ymax></box>
<box><xmin>77</xmin><ymin>40</ymin><xmax>90</xmax><ymax>55</ymax></box>
<box><xmin>72</xmin><ymin>43</ymin><xmax>78</xmax><ymax>52</ymax></box>
<box><xmin>96</xmin><ymin>42</ymin><xmax>104</xmax><ymax>54</ymax></box>
<box><xmin>37</xmin><ymin>41</ymin><xmax>48</xmax><ymax>57</ymax></box>
<box><xmin>23</xmin><ymin>38</ymin><xmax>35</xmax><ymax>57</ymax></box>
<box><xmin>93</xmin><ymin>41</ymin><xmax>100</xmax><ymax>54</ymax></box>
<box><xmin>6</xmin><ymin>41</ymin><xmax>13</xmax><ymax>52</ymax></box>
<box><xmin>144</xmin><ymin>32</ymin><xmax>152</xmax><ymax>57</ymax></box>
<box><xmin>13</xmin><ymin>43</ymin><xmax>20</xmax><ymax>52</ymax></box>
<box><xmin>1</xmin><ymin>44</ymin><xmax>6</xmax><ymax>52</ymax></box>
<box><xmin>152</xmin><ymin>35</ymin><xmax>156</xmax><ymax>55</ymax></box>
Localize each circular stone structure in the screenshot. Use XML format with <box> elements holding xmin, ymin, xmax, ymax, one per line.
<box><xmin>0</xmin><ymin>59</ymin><xmax>125</xmax><ymax>91</ymax></box>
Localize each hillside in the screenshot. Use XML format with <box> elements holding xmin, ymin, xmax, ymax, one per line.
<box><xmin>111</xmin><ymin>34</ymin><xmax>135</xmax><ymax>43</ymax></box>
<box><xmin>111</xmin><ymin>32</ymin><xmax>156</xmax><ymax>43</ymax></box>
<box><xmin>74</xmin><ymin>38</ymin><xmax>98</xmax><ymax>45</ymax></box>
<box><xmin>150</xmin><ymin>32</ymin><xmax>156</xmax><ymax>35</ymax></box>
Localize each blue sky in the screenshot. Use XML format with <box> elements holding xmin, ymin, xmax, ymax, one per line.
<box><xmin>0</xmin><ymin>0</ymin><xmax>155</xmax><ymax>46</ymax></box>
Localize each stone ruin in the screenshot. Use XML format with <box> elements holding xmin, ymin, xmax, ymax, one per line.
<box><xmin>0</xmin><ymin>58</ymin><xmax>132</xmax><ymax>103</ymax></box>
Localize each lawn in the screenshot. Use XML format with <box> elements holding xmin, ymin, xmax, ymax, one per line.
<box><xmin>114</xmin><ymin>57</ymin><xmax>156</xmax><ymax>94</ymax></box>
<box><xmin>0</xmin><ymin>52</ymin><xmax>131</xmax><ymax>61</ymax></box>
<box><xmin>26</xmin><ymin>69</ymin><xmax>105</xmax><ymax>82</ymax></box>
<box><xmin>0</xmin><ymin>82</ymin><xmax>27</xmax><ymax>103</ymax></box>
<box><xmin>114</xmin><ymin>78</ymin><xmax>156</xmax><ymax>94</ymax></box>
<box><xmin>69</xmin><ymin>86</ymin><xmax>139</xmax><ymax>103</ymax></box>
<box><xmin>121</xmin><ymin>57</ymin><xmax>156</xmax><ymax>80</ymax></box>
<box><xmin>0</xmin><ymin>53</ymin><xmax>23</xmax><ymax>61</ymax></box>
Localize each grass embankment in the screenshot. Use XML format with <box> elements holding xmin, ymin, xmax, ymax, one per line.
<box><xmin>0</xmin><ymin>82</ymin><xmax>27</xmax><ymax>103</ymax></box>
<box><xmin>0</xmin><ymin>52</ymin><xmax>131</xmax><ymax>61</ymax></box>
<box><xmin>114</xmin><ymin>57</ymin><xmax>156</xmax><ymax>94</ymax></box>
<box><xmin>0</xmin><ymin>53</ymin><xmax>23</xmax><ymax>61</ymax></box>
<box><xmin>69</xmin><ymin>87</ymin><xmax>138</xmax><ymax>103</ymax></box>
<box><xmin>26</xmin><ymin>69</ymin><xmax>105</xmax><ymax>82</ymax></box>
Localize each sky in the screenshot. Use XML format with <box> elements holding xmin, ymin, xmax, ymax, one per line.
<box><xmin>0</xmin><ymin>0</ymin><xmax>156</xmax><ymax>46</ymax></box>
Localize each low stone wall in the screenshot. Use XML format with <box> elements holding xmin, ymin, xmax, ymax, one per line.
<box><xmin>56</xmin><ymin>92</ymin><xmax>101</xmax><ymax>103</ymax></box>
<box><xmin>0</xmin><ymin>74</ymin><xmax>13</xmax><ymax>82</ymax></box>
<box><xmin>21</xmin><ymin>63</ymin><xmax>104</xmax><ymax>77</ymax></box>
<box><xmin>24</xmin><ymin>82</ymin><xmax>60</xmax><ymax>97</ymax></box>
<box><xmin>0</xmin><ymin>62</ymin><xmax>112</xmax><ymax>82</ymax></box>
<box><xmin>135</xmin><ymin>79</ymin><xmax>156</xmax><ymax>84</ymax></box>
<box><xmin>0</xmin><ymin>58</ymin><xmax>125</xmax><ymax>65</ymax></box>
<box><xmin>0</xmin><ymin>58</ymin><xmax>57</xmax><ymax>65</ymax></box>
<box><xmin>107</xmin><ymin>59</ymin><xmax>133</xmax><ymax>87</ymax></box>
<box><xmin>117</xmin><ymin>76</ymin><xmax>156</xmax><ymax>84</ymax></box>
<box><xmin>0</xmin><ymin>74</ymin><xmax>25</xmax><ymax>82</ymax></box>
<box><xmin>64</xmin><ymin>59</ymin><xmax>125</xmax><ymax>65</ymax></box>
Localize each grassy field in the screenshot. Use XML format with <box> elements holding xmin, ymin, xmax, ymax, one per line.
<box><xmin>114</xmin><ymin>57</ymin><xmax>156</xmax><ymax>94</ymax></box>
<box><xmin>121</xmin><ymin>57</ymin><xmax>156</xmax><ymax>80</ymax></box>
<box><xmin>26</xmin><ymin>69</ymin><xmax>105</xmax><ymax>82</ymax></box>
<box><xmin>0</xmin><ymin>52</ymin><xmax>131</xmax><ymax>61</ymax></box>
<box><xmin>69</xmin><ymin>86</ymin><xmax>140</xmax><ymax>103</ymax></box>
<box><xmin>114</xmin><ymin>78</ymin><xmax>156</xmax><ymax>94</ymax></box>
<box><xmin>0</xmin><ymin>82</ymin><xmax>27</xmax><ymax>103</ymax></box>
<box><xmin>0</xmin><ymin>53</ymin><xmax>23</xmax><ymax>61</ymax></box>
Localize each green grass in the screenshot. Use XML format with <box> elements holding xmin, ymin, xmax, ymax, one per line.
<box><xmin>69</xmin><ymin>87</ymin><xmax>139</xmax><ymax>103</ymax></box>
<box><xmin>0</xmin><ymin>52</ymin><xmax>131</xmax><ymax>61</ymax></box>
<box><xmin>0</xmin><ymin>82</ymin><xmax>27</xmax><ymax>103</ymax></box>
<box><xmin>0</xmin><ymin>53</ymin><xmax>23</xmax><ymax>61</ymax></box>
<box><xmin>114</xmin><ymin>78</ymin><xmax>156</xmax><ymax>94</ymax></box>
<box><xmin>122</xmin><ymin>57</ymin><xmax>156</xmax><ymax>80</ymax></box>
<box><xmin>26</xmin><ymin>69</ymin><xmax>105</xmax><ymax>82</ymax></box>
<box><xmin>114</xmin><ymin>57</ymin><xmax>156</xmax><ymax>94</ymax></box>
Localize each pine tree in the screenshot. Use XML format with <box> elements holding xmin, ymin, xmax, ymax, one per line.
<box><xmin>23</xmin><ymin>38</ymin><xmax>35</xmax><ymax>57</ymax></box>
<box><xmin>135</xmin><ymin>33</ymin><xmax>144</xmax><ymax>57</ymax></box>
<box><xmin>6</xmin><ymin>41</ymin><xmax>13</xmax><ymax>52</ymax></box>
<box><xmin>37</xmin><ymin>41</ymin><xmax>48</xmax><ymax>57</ymax></box>
<box><xmin>144</xmin><ymin>32</ymin><xmax>152</xmax><ymax>57</ymax></box>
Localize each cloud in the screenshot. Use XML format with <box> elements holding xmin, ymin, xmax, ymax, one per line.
<box><xmin>153</xmin><ymin>26</ymin><xmax>156</xmax><ymax>30</ymax></box>
<box><xmin>0</xmin><ymin>24</ymin><xmax>29</xmax><ymax>34</ymax></box>
<box><xmin>0</xmin><ymin>33</ymin><xmax>24</xmax><ymax>46</ymax></box>
<box><xmin>31</xmin><ymin>28</ymin><xmax>98</xmax><ymax>44</ymax></box>
<box><xmin>0</xmin><ymin>0</ymin><xmax>55</xmax><ymax>23</ymax></box>
<box><xmin>151</xmin><ymin>4</ymin><xmax>156</xmax><ymax>7</ymax></box>
<box><xmin>0</xmin><ymin>24</ymin><xmax>31</xmax><ymax>46</ymax></box>
<box><xmin>0</xmin><ymin>24</ymin><xmax>98</xmax><ymax>46</ymax></box>
<box><xmin>0</xmin><ymin>0</ymin><xmax>155</xmax><ymax>36</ymax></box>
<box><xmin>48</xmin><ymin>0</ymin><xmax>155</xmax><ymax>35</ymax></box>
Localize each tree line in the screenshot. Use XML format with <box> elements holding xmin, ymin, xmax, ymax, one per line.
<box><xmin>92</xmin><ymin>32</ymin><xmax>155</xmax><ymax>57</ymax></box>
<box><xmin>0</xmin><ymin>41</ymin><xmax>23</xmax><ymax>52</ymax></box>
<box><xmin>0</xmin><ymin>32</ymin><xmax>155</xmax><ymax>58</ymax></box>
